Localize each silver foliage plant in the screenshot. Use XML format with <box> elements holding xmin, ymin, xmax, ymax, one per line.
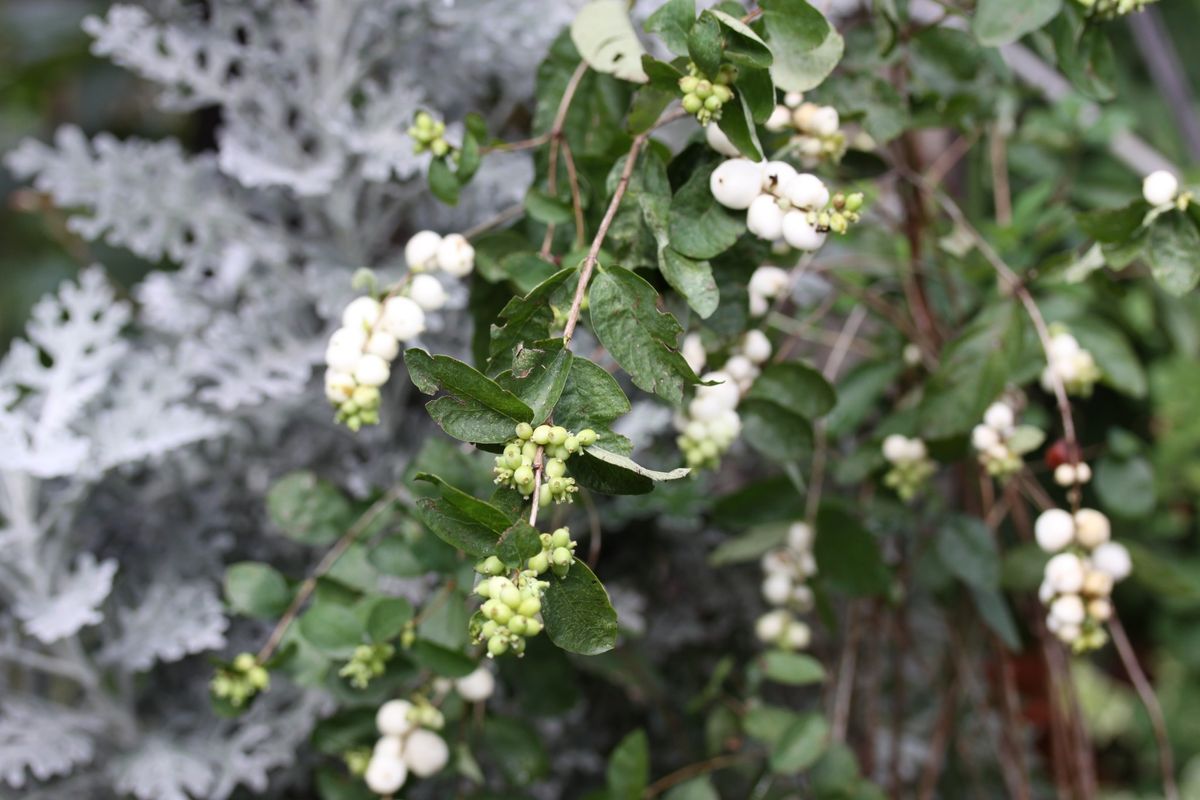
<box><xmin>1</xmin><ymin>0</ymin><xmax>581</xmax><ymax>796</ymax></box>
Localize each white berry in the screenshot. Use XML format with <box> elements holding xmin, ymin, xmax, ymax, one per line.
<box><xmin>748</xmin><ymin>265</ymin><xmax>790</xmax><ymax>299</ymax></box>
<box><xmin>342</xmin><ymin>297</ymin><xmax>382</xmax><ymax>331</ymax></box>
<box><xmin>365</xmin><ymin>753</ymin><xmax>408</xmax><ymax>795</ymax></box>
<box><xmin>755</xmin><ymin>609</ymin><xmax>789</xmax><ymax>642</ymax></box>
<box><xmin>781</xmin><ymin>173</ymin><xmax>830</xmax><ymax>210</ymax></box>
<box><xmin>681</xmin><ymin>332</ymin><xmax>707</xmax><ymax>374</ymax></box>
<box><xmin>381</xmin><ymin>296</ymin><xmax>426</xmax><ymax>342</ymax></box>
<box><xmin>1045</xmin><ymin>552</ymin><xmax>1085</xmax><ymax>594</ymax></box>
<box><xmin>365</xmin><ymin>331</ymin><xmax>400</xmax><ymax>361</ymax></box>
<box><xmin>405</xmin><ymin>230</ymin><xmax>443</xmax><ymax>272</ymax></box>
<box><xmin>762</xmin><ymin>572</ymin><xmax>793</xmax><ymax>605</ymax></box>
<box><xmin>436</xmin><ymin>233</ymin><xmax>475</xmax><ymax>277</ymax></box>
<box><xmin>882</xmin><ymin>434</ymin><xmax>910</xmax><ymax>464</ymax></box>
<box><xmin>354</xmin><ymin>354</ymin><xmax>391</xmax><ymax>388</ymax></box>
<box><xmin>809</xmin><ymin>106</ymin><xmax>840</xmax><ymax>137</ymax></box>
<box><xmin>1073</xmin><ymin>509</ymin><xmax>1111</xmax><ymax>549</ymax></box>
<box><xmin>710</xmin><ymin>159</ymin><xmax>763</xmax><ymax>210</ymax></box>
<box><xmin>455</xmin><ymin>666</ymin><xmax>496</xmax><ymax>702</ymax></box>
<box><xmin>741</xmin><ymin>329</ymin><xmax>772</xmax><ymax>364</ymax></box>
<box><xmin>325</xmin><ymin>369</ymin><xmax>355</xmax><ymax>403</ymax></box>
<box><xmin>785</xmin><ymin>621</ymin><xmax>812</xmax><ymax>649</ymax></box>
<box><xmin>1053</xmin><ymin>463</ymin><xmax>1076</xmax><ymax>487</ymax></box>
<box><xmin>376</xmin><ymin>699</ymin><xmax>415</xmax><ymax>737</ymax></box>
<box><xmin>705</xmin><ymin>123</ymin><xmax>741</xmax><ymax>157</ymax></box>
<box><xmin>783</xmin><ymin>91</ymin><xmax>804</xmax><ymax>109</ymax></box>
<box><xmin>762</xmin><ymin>161</ymin><xmax>799</xmax><ymax>195</ymax></box>
<box><xmin>971</xmin><ymin>424</ymin><xmax>1001</xmax><ymax>452</ymax></box>
<box><xmin>373</xmin><ymin>735</ymin><xmax>405</xmax><ymax>762</ymax></box>
<box><xmin>1091</xmin><ymin>541</ymin><xmax>1132</xmax><ymax>581</ymax></box>
<box><xmin>787</xmin><ymin>522</ymin><xmax>813</xmax><ymax>553</ymax></box>
<box><xmin>747</xmin><ymin>194</ymin><xmax>785</xmax><ymax>241</ymax></box>
<box><xmin>781</xmin><ymin>210</ymin><xmax>825</xmax><ymax>251</ymax></box>
<box><xmin>1034</xmin><ymin>509</ymin><xmax>1075</xmax><ymax>552</ymax></box>
<box><xmin>765</xmin><ymin>105</ymin><xmax>793</xmax><ymax>131</ymax></box>
<box><xmin>1050</xmin><ymin>594</ymin><xmax>1085</xmax><ymax>626</ymax></box>
<box><xmin>403</xmin><ymin>729</ymin><xmax>450</xmax><ymax>778</ymax></box>
<box><xmin>408</xmin><ymin>274</ymin><xmax>448</xmax><ymax>311</ymax></box>
<box><xmin>983</xmin><ymin>401</ymin><xmax>1014</xmax><ymax>433</ymax></box>
<box><xmin>326</xmin><ymin>327</ymin><xmax>367</xmax><ymax>373</ymax></box>
<box><xmin>1142</xmin><ymin>170</ymin><xmax>1179</xmax><ymax>207</ymax></box>
<box><xmin>749</xmin><ymin>291</ymin><xmax>769</xmax><ymax>317</ymax></box>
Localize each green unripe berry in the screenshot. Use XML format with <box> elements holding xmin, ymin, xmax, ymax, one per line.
<box><xmin>476</xmin><ymin>555</ymin><xmax>504</xmax><ymax>576</ymax></box>
<box><xmin>528</xmin><ymin>551</ymin><xmax>550</xmax><ymax>574</ymax></box>
<box><xmin>522</xmin><ymin>441</ymin><xmax>538</xmax><ymax>462</ymax></box>
<box><xmin>577</xmin><ymin>429</ymin><xmax>597</xmax><ymax>446</ymax></box>
<box><xmin>515</xmin><ymin>422</ymin><xmax>534</xmax><ymax>440</ymax></box>
<box><xmin>352</xmin><ymin>386</ymin><xmax>380</xmax><ymax>407</ymax></box>
<box><xmin>415</xmin><ymin>111</ymin><xmax>434</xmax><ymax>129</ymax></box>
<box><xmin>480</xmin><ymin>620</ymin><xmax>499</xmax><ymax>639</ymax></box>
<box><xmin>545</xmin><ymin>458</ymin><xmax>566</xmax><ymax>479</ymax></box>
<box><xmin>682</xmin><ymin>94</ymin><xmax>703</xmax><ymax>114</ymax></box>
<box><xmin>548</xmin><ymin>426</ymin><xmax>568</xmax><ymax>445</ymax></box>
<box><xmin>539</xmin><ymin>484</ymin><xmax>553</xmax><ymax>507</ymax></box>
<box><xmin>694</xmin><ymin>80</ymin><xmax>713</xmax><ymax>99</ymax></box>
<box><xmin>504</xmin><ymin>443</ymin><xmax>522</xmax><ymax>461</ymax></box>
<box><xmin>678</xmin><ymin>75</ymin><xmax>699</xmax><ymax>94</ymax></box>
<box><xmin>551</xmin><ymin>529</ymin><xmax>572</xmax><ymax>549</ymax></box>
<box><xmin>551</xmin><ymin>546</ymin><xmax>573</xmax><ymax>567</ymax></box>
<box><xmin>488</xmin><ymin>635</ymin><xmax>509</xmax><ymax>656</ymax></box>
<box><xmin>500</xmin><ymin>585</ymin><xmax>522</xmax><ymax>609</ymax></box>
<box><xmin>531</xmin><ymin>424</ymin><xmax>551</xmax><ymax>444</ymax></box>
<box><xmin>712</xmin><ymin>84</ymin><xmax>733</xmax><ymax>103</ymax></box>
<box><xmin>523</xmin><ymin>619</ymin><xmax>543</xmax><ymax>637</ymax></box>
<box><xmin>845</xmin><ymin>192</ymin><xmax>864</xmax><ymax>212</ymax></box>
<box><xmin>513</xmin><ymin>465</ymin><xmax>534</xmax><ymax>485</ymax></box>
<box><xmin>233</xmin><ymin>652</ymin><xmax>256</xmax><ymax>672</ymax></box>
<box><xmin>249</xmin><ymin>666</ymin><xmax>270</xmax><ymax>690</ymax></box>
<box><xmin>431</xmin><ymin>139</ymin><xmax>450</xmax><ymax>157</ymax></box>
<box><xmin>554</xmin><ymin>445</ymin><xmax>571</xmax><ymax>460</ymax></box>
<box><xmin>492</xmin><ymin>603</ymin><xmax>514</xmax><ymax>624</ymax></box>
<box><xmin>508</xmin><ymin>615</ymin><xmax>528</xmax><ymax>635</ymax></box>
<box><xmin>549</xmin><ymin>477</ymin><xmax>565</xmax><ymax>495</ymax></box>
<box><xmin>563</xmin><ymin>435</ymin><xmax>579</xmax><ymax>453</ymax></box>
<box><xmin>539</xmin><ymin>533</ymin><xmax>553</xmax><ymax>548</ymax></box>
<box><xmin>704</xmin><ymin>95</ymin><xmax>722</xmax><ymax>112</ymax></box>
<box><xmin>518</xmin><ymin>596</ymin><xmax>542</xmax><ymax>617</ymax></box>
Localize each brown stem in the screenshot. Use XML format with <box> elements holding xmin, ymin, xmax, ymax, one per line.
<box><xmin>1110</xmin><ymin>614</ymin><xmax>1179</xmax><ymax>800</ymax></box>
<box><xmin>643</xmin><ymin>753</ymin><xmax>751</xmax><ymax>798</ymax></box>
<box><xmin>560</xmin><ymin>138</ymin><xmax>587</xmax><ymax>249</ymax></box>
<box><xmin>527</xmin><ymin>445</ymin><xmax>546</xmax><ymax>526</ymax></box>
<box><xmin>256</xmin><ymin>485</ymin><xmax>407</xmax><ymax>663</ymax></box>
<box><xmin>916</xmin><ymin>653</ymin><xmax>959</xmax><ymax>800</ymax></box>
<box><xmin>830</xmin><ymin>600</ymin><xmax>863</xmax><ymax>743</ymax></box>
<box><xmin>989</xmin><ymin>125</ymin><xmax>1013</xmax><ymax>227</ymax></box>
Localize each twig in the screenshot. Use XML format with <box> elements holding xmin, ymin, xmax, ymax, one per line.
<box><xmin>643</xmin><ymin>753</ymin><xmax>751</xmax><ymax>798</ymax></box>
<box><xmin>989</xmin><ymin>125</ymin><xmax>1012</xmax><ymax>227</ymax></box>
<box><xmin>1110</xmin><ymin>614</ymin><xmax>1180</xmax><ymax>800</ymax></box>
<box><xmin>1128</xmin><ymin>9</ymin><xmax>1200</xmax><ymax>161</ymax></box>
<box><xmin>256</xmin><ymin>485</ymin><xmax>407</xmax><ymax>663</ymax></box>
<box><xmin>560</xmin><ymin>138</ymin><xmax>587</xmax><ymax>249</ymax></box>
<box><xmin>527</xmin><ymin>445</ymin><xmax>546</xmax><ymax>526</ymax></box>
<box><xmin>462</xmin><ymin>203</ymin><xmax>524</xmax><ymax>240</ymax></box>
<box><xmin>830</xmin><ymin>600</ymin><xmax>863</xmax><ymax>742</ymax></box>
<box><xmin>916</xmin><ymin>653</ymin><xmax>959</xmax><ymax>800</ymax></box>
<box><xmin>539</xmin><ymin>62</ymin><xmax>591</xmax><ymax>259</ymax></box>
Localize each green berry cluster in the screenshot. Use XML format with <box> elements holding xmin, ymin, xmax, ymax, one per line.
<box><xmin>338</xmin><ymin>642</ymin><xmax>395</xmax><ymax>689</ymax></box>
<box><xmin>492</xmin><ymin>422</ymin><xmax>597</xmax><ymax>504</ymax></box>
<box><xmin>409</xmin><ymin>111</ymin><xmax>451</xmax><ymax>157</ymax></box>
<box><xmin>211</xmin><ymin>652</ymin><xmax>270</xmax><ymax>708</ymax></box>
<box><xmin>812</xmin><ymin>192</ymin><xmax>865</xmax><ymax>235</ymax></box>
<box><xmin>337</xmin><ymin>386</ymin><xmax>382</xmax><ymax>430</ymax></box>
<box><xmin>408</xmin><ymin>698</ymin><xmax>446</xmax><ymax>730</ymax></box>
<box><xmin>678</xmin><ymin>63</ymin><xmax>736</xmax><ymax>125</ymax></box>
<box><xmin>1075</xmin><ymin>0</ymin><xmax>1157</xmax><ymax>19</ymax></box>
<box><xmin>883</xmin><ymin>460</ymin><xmax>935</xmax><ymax>501</ymax></box>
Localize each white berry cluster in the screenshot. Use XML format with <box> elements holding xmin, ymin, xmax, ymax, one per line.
<box><xmin>674</xmin><ymin>330</ymin><xmax>770</xmax><ymax>469</ymax></box>
<box><xmin>365</xmin><ymin>698</ymin><xmax>450</xmax><ymax>795</ymax></box>
<box><xmin>324</xmin><ymin>231</ymin><xmax>473</xmax><ymax>429</ymax></box>
<box><xmin>1035</xmin><ymin>507</ymin><xmax>1132</xmax><ymax>652</ymax></box>
<box><xmin>882</xmin><ymin>434</ymin><xmax>935</xmax><ymax>501</ymax></box>
<box><xmin>492</xmin><ymin>423</ymin><xmax>597</xmax><ymax>504</ymax></box>
<box><xmin>1076</xmin><ymin>0</ymin><xmax>1158</xmax><ymax>19</ymax></box>
<box><xmin>755</xmin><ymin>522</ymin><xmax>817</xmax><ymax>651</ymax></box>
<box><xmin>1141</xmin><ymin>168</ymin><xmax>1188</xmax><ymax>209</ymax></box>
<box><xmin>746</xmin><ymin>265</ymin><xmax>790</xmax><ymax>317</ymax></box>
<box><xmin>679</xmin><ymin>62</ymin><xmax>736</xmax><ymax>125</ymax></box>
<box><xmin>1053</xmin><ymin>459</ymin><xmax>1093</xmax><ymax>488</ymax></box>
<box><xmin>709</xmin><ymin>157</ymin><xmax>862</xmax><ymax>251</ymax></box>
<box><xmin>1039</xmin><ymin>326</ymin><xmax>1100</xmax><ymax>398</ymax></box>
<box><xmin>762</xmin><ymin>91</ymin><xmax>846</xmax><ymax>166</ymax></box>
<box><xmin>971</xmin><ymin>398</ymin><xmax>1044</xmax><ymax>479</ymax></box>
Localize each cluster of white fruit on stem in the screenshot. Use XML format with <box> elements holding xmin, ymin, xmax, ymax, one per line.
<box><xmin>365</xmin><ymin>697</ymin><xmax>451</xmax><ymax>795</ymax></box>
<box><xmin>324</xmin><ymin>231</ymin><xmax>475</xmax><ymax>429</ymax></box>
<box><xmin>675</xmin><ymin>328</ymin><xmax>772</xmax><ymax>469</ymax></box>
<box><xmin>1036</xmin><ymin>507</ymin><xmax>1132</xmax><ymax>652</ymax></box>
<box><xmin>1142</xmin><ymin>168</ymin><xmax>1190</xmax><ymax>210</ymax></box>
<box><xmin>881</xmin><ymin>434</ymin><xmax>935</xmax><ymax>501</ymax></box>
<box><xmin>1040</xmin><ymin>325</ymin><xmax>1100</xmax><ymax>399</ymax></box>
<box><xmin>762</xmin><ymin>91</ymin><xmax>847</xmax><ymax>166</ymax></box>
<box><xmin>1077</xmin><ymin>0</ymin><xmax>1159</xmax><ymax>20</ymax></box>
<box><xmin>971</xmin><ymin>396</ymin><xmax>1045</xmax><ymax>480</ymax></box>
<box><xmin>1053</xmin><ymin>457</ymin><xmax>1093</xmax><ymax>488</ymax></box>
<box><xmin>755</xmin><ymin>522</ymin><xmax>817</xmax><ymax>651</ymax></box>
<box><xmin>746</xmin><ymin>264</ymin><xmax>791</xmax><ymax>317</ymax></box>
<box><xmin>708</xmin><ymin>154</ymin><xmax>862</xmax><ymax>251</ymax></box>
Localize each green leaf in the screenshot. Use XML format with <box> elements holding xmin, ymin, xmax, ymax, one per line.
<box><xmin>1147</xmin><ymin>211</ymin><xmax>1200</xmax><ymax>296</ymax></box>
<box><xmin>570</xmin><ymin>0</ymin><xmax>649</xmax><ymax>82</ymax></box>
<box><xmin>708</xmin><ymin>10</ymin><xmax>773</xmax><ymax>69</ymax></box>
<box><xmin>628</xmin><ymin>86</ymin><xmax>676</xmax><ymax>134</ymax></box>
<box><xmin>770</xmin><ymin>713</ymin><xmax>830</xmax><ymax>774</ymax></box>
<box><xmin>366</xmin><ymin>597</ymin><xmax>414</xmax><ymax>643</ymax></box>
<box><xmin>490</xmin><ymin>268</ymin><xmax>577</xmax><ymax>366</ymax></box>
<box><xmin>572</xmin><ymin>445</ymin><xmax>690</xmax><ymax>495</ymax></box>
<box><xmin>588</xmin><ymin>266</ymin><xmax>701</xmax><ymax>405</ymax></box>
<box><xmin>414</xmin><ymin>474</ymin><xmax>512</xmax><ymax>557</ymax></box>
<box><xmin>607</xmin><ymin>729</ymin><xmax>650</xmax><ymax>800</ymax></box>
<box><xmin>411</xmin><ymin>639</ymin><xmax>476</xmax><ymax>678</ymax></box>
<box><xmin>814</xmin><ymin>503</ymin><xmax>889</xmax><ymax>596</ymax></box>
<box><xmin>687</xmin><ymin>11</ymin><xmax>723</xmax><ymax>77</ymax></box>
<box><xmin>496</xmin><ymin>520</ymin><xmax>545</xmax><ymax>569</ymax></box>
<box><xmin>709</xmin><ymin>522</ymin><xmax>788</xmax><ymax>565</ymax></box>
<box><xmin>761</xmin><ymin>651</ymin><xmax>826</xmax><ymax>686</ymax></box>
<box><xmin>479</xmin><ymin>716</ymin><xmax>550</xmax><ymax>785</ymax></box>
<box><xmin>737</xmin><ymin>67</ymin><xmax>777</xmax><ymax>124</ymax></box>
<box><xmin>553</xmin><ymin>358</ymin><xmax>633</xmax><ymax>446</ymax></box>
<box><xmin>524</xmin><ymin>188</ymin><xmax>575</xmax><ymax>225</ymax></box>
<box><xmin>1007</xmin><ymin>425</ymin><xmax>1045</xmax><ymax>456</ymax></box>
<box><xmin>1094</xmin><ymin>456</ymin><xmax>1156</xmax><ymax>519</ymax></box>
<box><xmin>739</xmin><ymin>398</ymin><xmax>814</xmax><ymax>462</ymax></box>
<box><xmin>266</xmin><ymin>471</ymin><xmax>354</xmax><ymax>546</ymax></box>
<box><xmin>542</xmin><ymin>561</ymin><xmax>619</xmax><ymax>655</ymax></box>
<box><xmin>760</xmin><ymin>0</ymin><xmax>844</xmax><ymax>92</ymax></box>
<box><xmin>640</xmin><ymin>194</ymin><xmax>718</xmax><ymax>318</ymax></box>
<box><xmin>299</xmin><ymin>602</ymin><xmax>364</xmax><ymax>656</ymax></box>
<box><xmin>225</xmin><ymin>562</ymin><xmax>291</xmax><ymax>619</ymax></box>
<box><xmin>645</xmin><ymin>0</ymin><xmax>695</xmax><ymax>56</ymax></box>
<box><xmin>497</xmin><ymin>344</ymin><xmax>573</xmax><ymax>425</ymax></box>
<box><xmin>919</xmin><ymin>303</ymin><xmax>1022</xmax><ymax>439</ymax></box>
<box><xmin>664</xmin><ymin>777</ymin><xmax>719</xmax><ymax>800</ymax></box>
<box><xmin>1069</xmin><ymin>318</ymin><xmax>1147</xmax><ymax>398</ymax></box>
<box><xmin>428</xmin><ymin>157</ymin><xmax>460</xmax><ymax>205</ymax></box>
<box><xmin>936</xmin><ymin>515</ymin><xmax>999</xmax><ymax>589</ymax></box>
<box><xmin>970</xmin><ymin>585</ymin><xmax>1021</xmax><ymax>650</ymax></box>
<box><xmin>1077</xmin><ymin>200</ymin><xmax>1147</xmax><ymax>243</ymax></box>
<box><xmin>405</xmin><ymin>349</ymin><xmax>534</xmax><ymax>443</ymax></box>
<box><xmin>669</xmin><ymin>161</ymin><xmax>746</xmax><ymax>260</ymax></box>
<box><xmin>642</xmin><ymin>55</ymin><xmax>687</xmax><ymax>90</ymax></box>
<box><xmin>972</xmin><ymin>0</ymin><xmax>1061</xmax><ymax>46</ymax></box>
<box><xmin>715</xmin><ymin>90</ymin><xmax>764</xmax><ymax>160</ymax></box>
<box><xmin>747</xmin><ymin>362</ymin><xmax>836</xmax><ymax>419</ymax></box>
<box><xmin>825</xmin><ymin>360</ymin><xmax>902</xmax><ymax>438</ymax></box>
<box><xmin>458</xmin><ymin>130</ymin><xmax>482</xmax><ymax>184</ymax></box>
<box><xmin>1048</xmin><ymin>9</ymin><xmax>1117</xmax><ymax>101</ymax></box>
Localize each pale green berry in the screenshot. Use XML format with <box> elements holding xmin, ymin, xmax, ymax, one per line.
<box><xmin>233</xmin><ymin>653</ymin><xmax>256</xmax><ymax>672</ymax></box>
<box><xmin>546</xmin><ymin>458</ymin><xmax>566</xmax><ymax>479</ymax></box>
<box><xmin>524</xmin><ymin>619</ymin><xmax>543</xmax><ymax>637</ymax></box>
<box><xmin>500</xmin><ymin>585</ymin><xmax>522</xmax><ymax>609</ymax></box>
<box><xmin>488</xmin><ymin>635</ymin><xmax>509</xmax><ymax>656</ymax></box>
<box><xmin>682</xmin><ymin>94</ymin><xmax>703</xmax><ymax>114</ymax></box>
<box><xmin>431</xmin><ymin>139</ymin><xmax>450</xmax><ymax>157</ymax></box>
<box><xmin>563</xmin><ymin>435</ymin><xmax>579</xmax><ymax>453</ymax></box>
<box><xmin>528</xmin><ymin>551</ymin><xmax>550</xmax><ymax>574</ymax></box>
<box><xmin>522</xmin><ymin>441</ymin><xmax>538</xmax><ymax>462</ymax></box>
<box><xmin>508</xmin><ymin>615</ymin><xmax>528</xmax><ymax>635</ymax></box>
<box><xmin>515</xmin><ymin>422</ymin><xmax>534</xmax><ymax>440</ymax></box>
<box><xmin>551</xmin><ymin>527</ymin><xmax>572</xmax><ymax>548</ymax></box>
<box><xmin>504</xmin><ymin>443</ymin><xmax>522</xmax><ymax>461</ymax></box>
<box><xmin>517</xmin><ymin>596</ymin><xmax>541</xmax><ymax>617</ymax></box>
<box><xmin>845</xmin><ymin>192</ymin><xmax>864</xmax><ymax>212</ymax></box>
<box><xmin>678</xmin><ymin>75</ymin><xmax>699</xmax><ymax>93</ymax></box>
<box><xmin>549</xmin><ymin>426</ymin><xmax>568</xmax><ymax>445</ymax></box>
<box><xmin>704</xmin><ymin>95</ymin><xmax>722</xmax><ymax>111</ymax></box>
<box><xmin>480</xmin><ymin>620</ymin><xmax>499</xmax><ymax>639</ymax></box>
<box><xmin>577</xmin><ymin>429</ymin><xmax>597</xmax><ymax>446</ymax></box>
<box><xmin>532</xmin><ymin>425</ymin><xmax>551</xmax><ymax>444</ymax></box>
<box><xmin>513</xmin><ymin>465</ymin><xmax>534</xmax><ymax>485</ymax></box>
<box><xmin>712</xmin><ymin>84</ymin><xmax>732</xmax><ymax>103</ymax></box>
<box><xmin>492</xmin><ymin>603</ymin><xmax>513</xmax><ymax>624</ymax></box>
<box><xmin>539</xmin><ymin>484</ymin><xmax>553</xmax><ymax>507</ymax></box>
<box><xmin>551</xmin><ymin>547</ymin><xmax>573</xmax><ymax>567</ymax></box>
<box><xmin>694</xmin><ymin>80</ymin><xmax>713</xmax><ymax>99</ymax></box>
<box><xmin>539</xmin><ymin>533</ymin><xmax>553</xmax><ymax>548</ymax></box>
<box><xmin>549</xmin><ymin>477</ymin><xmax>565</xmax><ymax>495</ymax></box>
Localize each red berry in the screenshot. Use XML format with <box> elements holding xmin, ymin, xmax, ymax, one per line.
<box><xmin>1045</xmin><ymin>439</ymin><xmax>1081</xmax><ymax>469</ymax></box>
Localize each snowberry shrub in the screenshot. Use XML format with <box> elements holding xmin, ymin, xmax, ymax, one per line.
<box><xmin>5</xmin><ymin>0</ymin><xmax>1200</xmax><ymax>798</ymax></box>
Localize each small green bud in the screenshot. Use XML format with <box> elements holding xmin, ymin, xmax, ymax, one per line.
<box><xmin>678</xmin><ymin>75</ymin><xmax>699</xmax><ymax>94</ymax></box>
<box><xmin>508</xmin><ymin>615</ymin><xmax>528</xmax><ymax>635</ymax></box>
<box><xmin>431</xmin><ymin>139</ymin><xmax>450</xmax><ymax>157</ymax></box>
<box><xmin>516</xmin><ymin>422</ymin><xmax>534</xmax><ymax>439</ymax></box>
<box><xmin>845</xmin><ymin>192</ymin><xmax>864</xmax><ymax>212</ymax></box>
<box><xmin>711</xmin><ymin>84</ymin><xmax>732</xmax><ymax>103</ymax></box>
<box><xmin>233</xmin><ymin>653</ymin><xmax>257</xmax><ymax>672</ymax></box>
<box><xmin>551</xmin><ymin>547</ymin><xmax>573</xmax><ymax>567</ymax></box>
<box><xmin>577</xmin><ymin>429</ymin><xmax>597</xmax><ymax>446</ymax></box>
<box><xmin>249</xmin><ymin>666</ymin><xmax>270</xmax><ymax>690</ymax></box>
<box><xmin>480</xmin><ymin>620</ymin><xmax>499</xmax><ymax>639</ymax></box>
<box><xmin>704</xmin><ymin>95</ymin><xmax>722</xmax><ymax>112</ymax></box>
<box><xmin>682</xmin><ymin>94</ymin><xmax>703</xmax><ymax>114</ymax></box>
<box><xmin>551</xmin><ymin>527</ymin><xmax>571</xmax><ymax>548</ymax></box>
<box><xmin>488</xmin><ymin>635</ymin><xmax>509</xmax><ymax>656</ymax></box>
<box><xmin>694</xmin><ymin>80</ymin><xmax>713</xmax><ymax>99</ymax></box>
<box><xmin>532</xmin><ymin>424</ymin><xmax>551</xmax><ymax>444</ymax></box>
<box><xmin>563</xmin><ymin>435</ymin><xmax>579</xmax><ymax>453</ymax></box>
